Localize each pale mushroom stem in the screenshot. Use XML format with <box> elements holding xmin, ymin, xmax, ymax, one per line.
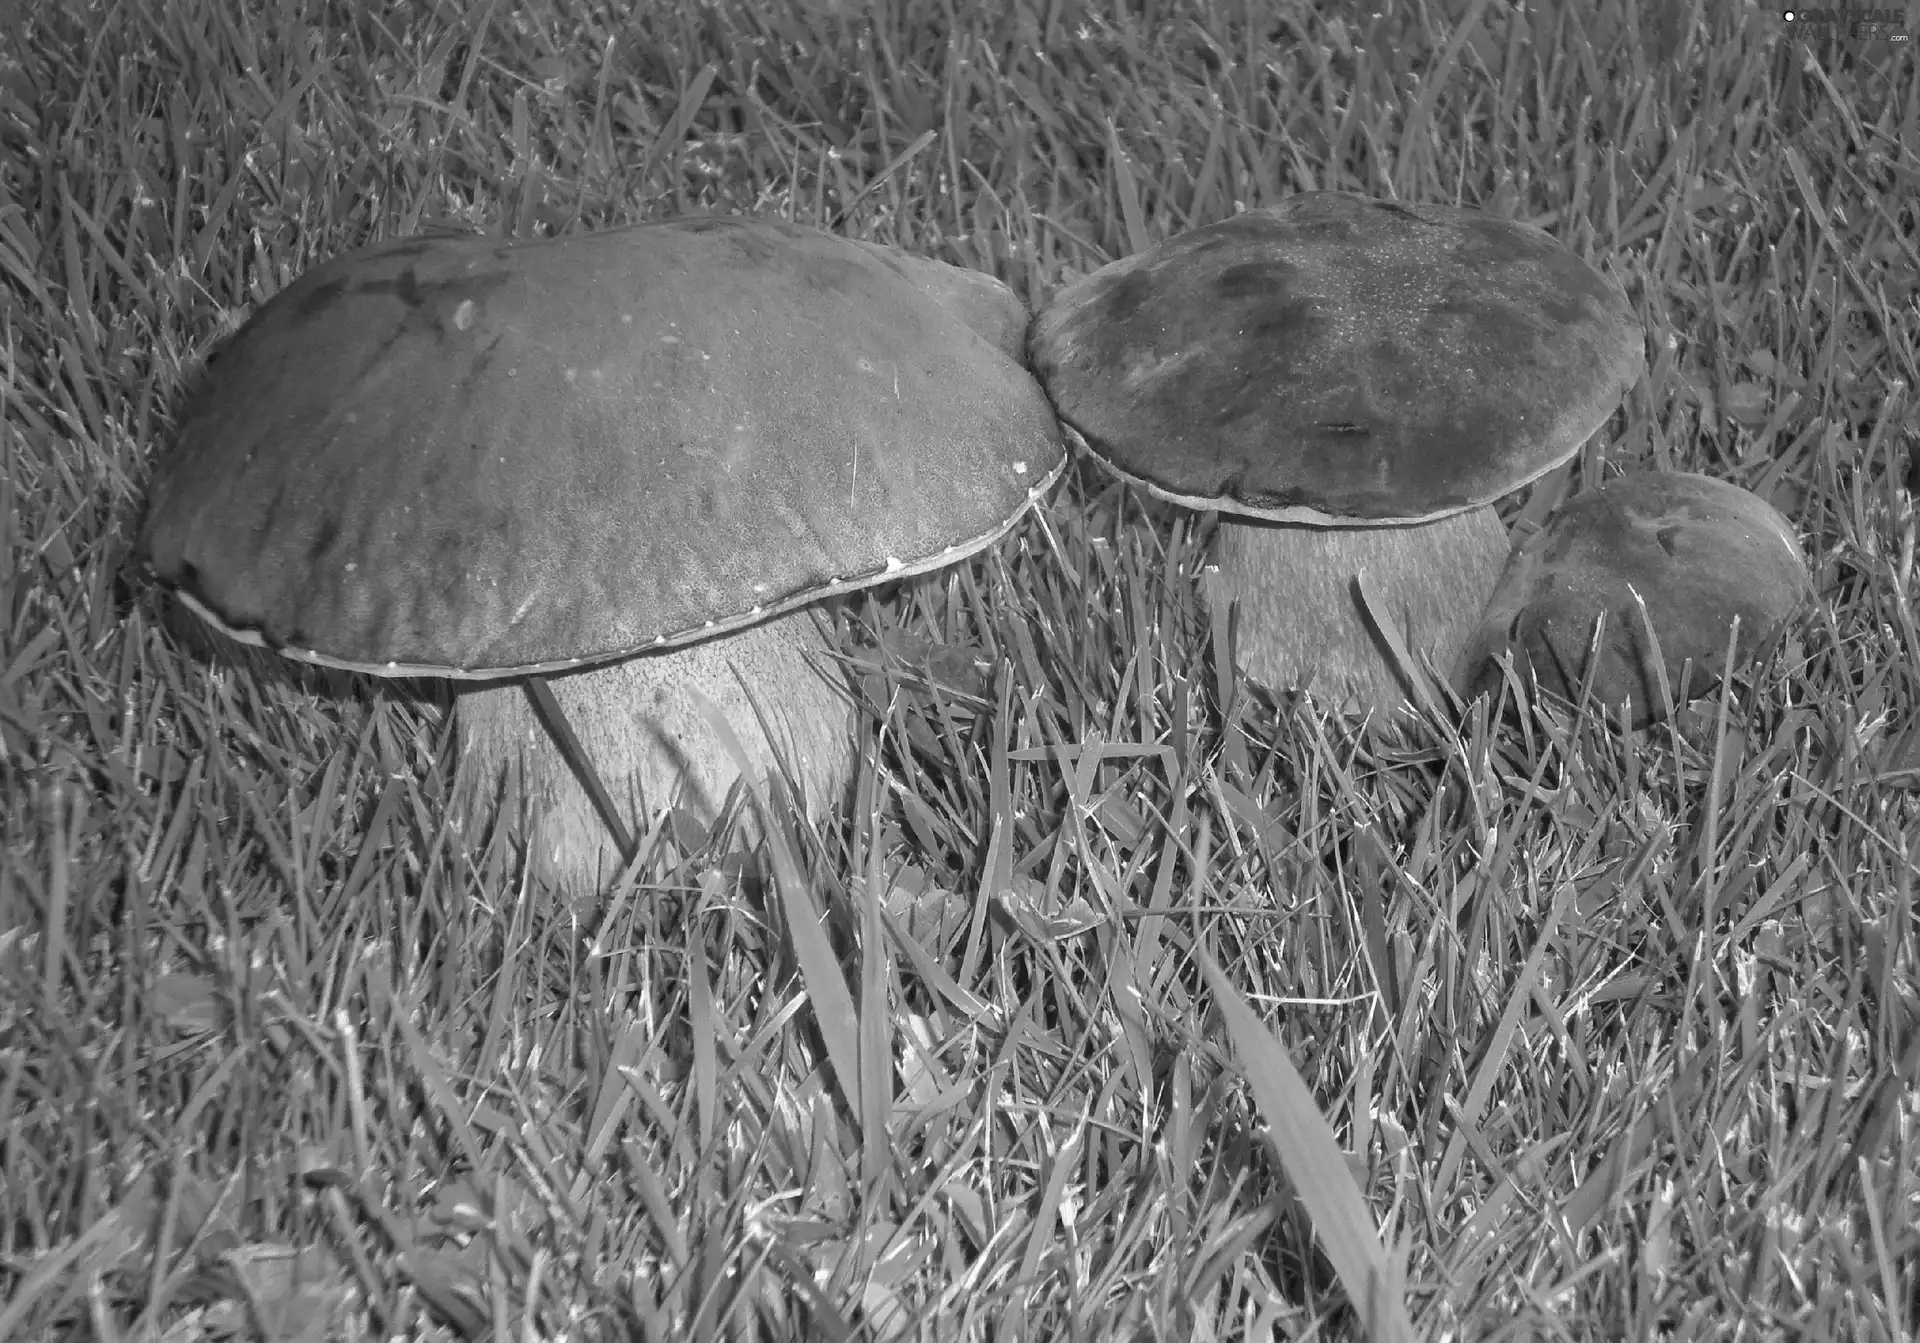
<box><xmin>522</xmin><ymin>677</ymin><xmax>638</xmax><ymax>863</ymax></box>
<box><xmin>458</xmin><ymin>609</ymin><xmax>855</xmax><ymax>889</ymax></box>
<box><xmin>1205</xmin><ymin>504</ymin><xmax>1511</xmax><ymax>720</ymax></box>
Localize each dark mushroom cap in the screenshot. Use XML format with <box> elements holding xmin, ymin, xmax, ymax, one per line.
<box><xmin>1452</xmin><ymin>471</ymin><xmax>1813</xmax><ymax>722</ymax></box>
<box><xmin>1029</xmin><ymin>192</ymin><xmax>1643</xmax><ymax>523</ymax></box>
<box><xmin>138</xmin><ymin>217</ymin><xmax>1064</xmax><ymax>677</ymax></box>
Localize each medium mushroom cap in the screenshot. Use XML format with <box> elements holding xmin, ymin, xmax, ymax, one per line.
<box><xmin>1028</xmin><ymin>191</ymin><xmax>1643</xmax><ymax>523</ymax></box>
<box><xmin>139</xmin><ymin>216</ymin><xmax>1065</xmax><ymax>677</ymax></box>
<box><xmin>1451</xmin><ymin>471</ymin><xmax>1813</xmax><ymax>723</ymax></box>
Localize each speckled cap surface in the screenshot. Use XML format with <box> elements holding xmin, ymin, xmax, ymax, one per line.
<box><xmin>1029</xmin><ymin>192</ymin><xmax>1644</xmax><ymax>523</ymax></box>
<box><xmin>1452</xmin><ymin>471</ymin><xmax>1813</xmax><ymax>722</ymax></box>
<box><xmin>850</xmin><ymin>240</ymin><xmax>1032</xmax><ymax>361</ymax></box>
<box><xmin>139</xmin><ymin>217</ymin><xmax>1065</xmax><ymax>677</ymax></box>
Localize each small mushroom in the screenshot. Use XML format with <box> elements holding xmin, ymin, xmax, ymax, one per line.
<box><xmin>1450</xmin><ymin>471</ymin><xmax>1813</xmax><ymax>724</ymax></box>
<box><xmin>139</xmin><ymin>216</ymin><xmax>1064</xmax><ymax>887</ymax></box>
<box><xmin>1029</xmin><ymin>192</ymin><xmax>1644</xmax><ymax>719</ymax></box>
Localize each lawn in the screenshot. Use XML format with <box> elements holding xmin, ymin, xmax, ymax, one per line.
<box><xmin>2</xmin><ymin>0</ymin><xmax>1917</xmax><ymax>1339</ymax></box>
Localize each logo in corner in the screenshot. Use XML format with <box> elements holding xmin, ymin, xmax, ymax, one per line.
<box><xmin>1782</xmin><ymin>7</ymin><xmax>1912</xmax><ymax>40</ymax></box>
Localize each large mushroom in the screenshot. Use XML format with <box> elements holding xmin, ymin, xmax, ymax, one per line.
<box><xmin>139</xmin><ymin>216</ymin><xmax>1064</xmax><ymax>888</ymax></box>
<box><xmin>1029</xmin><ymin>192</ymin><xmax>1644</xmax><ymax>719</ymax></box>
<box><xmin>1450</xmin><ymin>471</ymin><xmax>1813</xmax><ymax>725</ymax></box>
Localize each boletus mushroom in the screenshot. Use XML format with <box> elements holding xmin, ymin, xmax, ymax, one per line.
<box><xmin>1450</xmin><ymin>471</ymin><xmax>1813</xmax><ymax>725</ymax></box>
<box><xmin>1029</xmin><ymin>192</ymin><xmax>1644</xmax><ymax>719</ymax></box>
<box><xmin>139</xmin><ymin>216</ymin><xmax>1064</xmax><ymax>888</ymax></box>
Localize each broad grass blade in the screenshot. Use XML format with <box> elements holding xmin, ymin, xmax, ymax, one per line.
<box><xmin>1196</xmin><ymin>947</ymin><xmax>1416</xmax><ymax>1343</ymax></box>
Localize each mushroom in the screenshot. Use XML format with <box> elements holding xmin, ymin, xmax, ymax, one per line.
<box><xmin>139</xmin><ymin>216</ymin><xmax>1064</xmax><ymax>888</ymax></box>
<box><xmin>1028</xmin><ymin>192</ymin><xmax>1644</xmax><ymax>719</ymax></box>
<box><xmin>1450</xmin><ymin>471</ymin><xmax>1813</xmax><ymax>725</ymax></box>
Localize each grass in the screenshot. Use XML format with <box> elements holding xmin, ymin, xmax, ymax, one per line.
<box><xmin>2</xmin><ymin>0</ymin><xmax>1917</xmax><ymax>1338</ymax></box>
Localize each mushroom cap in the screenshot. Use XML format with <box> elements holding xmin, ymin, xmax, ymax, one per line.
<box><xmin>1451</xmin><ymin>471</ymin><xmax>1813</xmax><ymax>723</ymax></box>
<box><xmin>1028</xmin><ymin>192</ymin><xmax>1643</xmax><ymax>523</ymax></box>
<box><xmin>850</xmin><ymin>240</ymin><xmax>1031</xmax><ymax>361</ymax></box>
<box><xmin>139</xmin><ymin>217</ymin><xmax>1065</xmax><ymax>678</ymax></box>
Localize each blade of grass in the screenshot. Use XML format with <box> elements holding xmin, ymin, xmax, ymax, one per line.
<box><xmin>829</xmin><ymin>128</ymin><xmax>937</xmax><ymax>230</ymax></box>
<box><xmin>637</xmin><ymin>62</ymin><xmax>720</xmax><ymax>192</ymax></box>
<box><xmin>1195</xmin><ymin>946</ymin><xmax>1416</xmax><ymax>1343</ymax></box>
<box><xmin>1108</xmin><ymin>120</ymin><xmax>1151</xmax><ymax>255</ymax></box>
<box><xmin>523</xmin><ymin>676</ymin><xmax>635</xmax><ymax>867</ymax></box>
<box><xmin>689</xmin><ymin>688</ymin><xmax>862</xmax><ymax>1122</ymax></box>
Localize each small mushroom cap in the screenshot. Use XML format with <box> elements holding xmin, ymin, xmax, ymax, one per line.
<box><xmin>1451</xmin><ymin>471</ymin><xmax>1813</xmax><ymax>723</ymax></box>
<box><xmin>139</xmin><ymin>217</ymin><xmax>1064</xmax><ymax>678</ymax></box>
<box><xmin>1029</xmin><ymin>192</ymin><xmax>1643</xmax><ymax>523</ymax></box>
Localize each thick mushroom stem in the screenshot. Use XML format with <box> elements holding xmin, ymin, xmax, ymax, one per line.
<box><xmin>458</xmin><ymin>609</ymin><xmax>854</xmax><ymax>888</ymax></box>
<box><xmin>1206</xmin><ymin>504</ymin><xmax>1510</xmax><ymax>719</ymax></box>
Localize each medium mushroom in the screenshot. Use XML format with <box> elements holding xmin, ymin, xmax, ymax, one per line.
<box><xmin>1450</xmin><ymin>471</ymin><xmax>1813</xmax><ymax>725</ymax></box>
<box><xmin>1028</xmin><ymin>192</ymin><xmax>1644</xmax><ymax>719</ymax></box>
<box><xmin>139</xmin><ymin>216</ymin><xmax>1064</xmax><ymax>888</ymax></box>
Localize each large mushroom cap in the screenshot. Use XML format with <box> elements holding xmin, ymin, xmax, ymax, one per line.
<box><xmin>139</xmin><ymin>217</ymin><xmax>1065</xmax><ymax>677</ymax></box>
<box><xmin>850</xmin><ymin>240</ymin><xmax>1031</xmax><ymax>361</ymax></box>
<box><xmin>1029</xmin><ymin>192</ymin><xmax>1643</xmax><ymax>523</ymax></box>
<box><xmin>1452</xmin><ymin>471</ymin><xmax>1813</xmax><ymax>723</ymax></box>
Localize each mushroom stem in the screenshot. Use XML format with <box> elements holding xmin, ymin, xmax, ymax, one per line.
<box><xmin>458</xmin><ymin>609</ymin><xmax>855</xmax><ymax>887</ymax></box>
<box><xmin>522</xmin><ymin>676</ymin><xmax>637</xmax><ymax>864</ymax></box>
<box><xmin>1206</xmin><ymin>504</ymin><xmax>1510</xmax><ymax>719</ymax></box>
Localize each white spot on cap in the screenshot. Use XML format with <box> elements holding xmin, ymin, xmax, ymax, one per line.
<box><xmin>1013</xmin><ymin>461</ymin><xmax>1030</xmax><ymax>475</ymax></box>
<box><xmin>452</xmin><ymin>300</ymin><xmax>477</xmax><ymax>330</ymax></box>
